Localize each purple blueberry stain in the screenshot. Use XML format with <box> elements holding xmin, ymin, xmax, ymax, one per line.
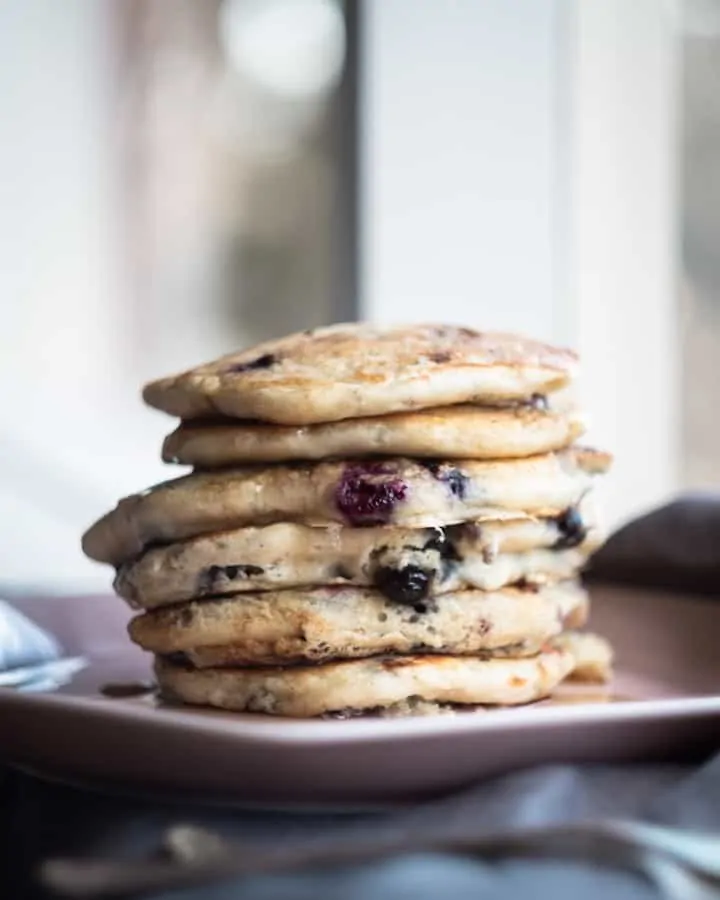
<box><xmin>335</xmin><ymin>462</ymin><xmax>408</xmax><ymax>526</ymax></box>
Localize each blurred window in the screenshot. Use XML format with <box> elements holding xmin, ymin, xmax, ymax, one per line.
<box><xmin>116</xmin><ymin>0</ymin><xmax>357</xmax><ymax>380</ymax></box>
<box><xmin>680</xmin><ymin>0</ymin><xmax>720</xmax><ymax>491</ymax></box>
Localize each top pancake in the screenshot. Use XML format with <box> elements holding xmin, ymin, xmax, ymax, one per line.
<box><xmin>142</xmin><ymin>323</ymin><xmax>577</xmax><ymax>425</ymax></box>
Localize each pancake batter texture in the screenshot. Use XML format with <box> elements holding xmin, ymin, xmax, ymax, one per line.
<box><xmin>83</xmin><ymin>322</ymin><xmax>614</xmax><ymax>717</ymax></box>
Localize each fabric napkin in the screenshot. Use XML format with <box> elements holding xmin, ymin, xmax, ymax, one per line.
<box><xmin>0</xmin><ymin>598</ymin><xmax>62</xmax><ymax>674</ymax></box>
<box><xmin>586</xmin><ymin>494</ymin><xmax>720</xmax><ymax>595</ymax></box>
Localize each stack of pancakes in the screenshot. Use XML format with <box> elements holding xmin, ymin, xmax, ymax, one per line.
<box><xmin>82</xmin><ymin>323</ymin><xmax>613</xmax><ymax>718</ymax></box>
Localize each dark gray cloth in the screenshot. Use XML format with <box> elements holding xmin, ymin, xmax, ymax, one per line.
<box><xmin>4</xmin><ymin>756</ymin><xmax>720</xmax><ymax>899</ymax></box>
<box><xmin>586</xmin><ymin>494</ymin><xmax>720</xmax><ymax>595</ymax></box>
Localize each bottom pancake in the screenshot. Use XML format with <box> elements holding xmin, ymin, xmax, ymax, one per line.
<box><xmin>129</xmin><ymin>581</ymin><xmax>588</xmax><ymax>667</ymax></box>
<box><xmin>154</xmin><ymin>644</ymin><xmax>576</xmax><ymax>717</ymax></box>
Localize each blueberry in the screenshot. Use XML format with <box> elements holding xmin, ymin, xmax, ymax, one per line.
<box><xmin>226</xmin><ymin>353</ymin><xmax>277</xmax><ymax>374</ymax></box>
<box><xmin>554</xmin><ymin>507</ymin><xmax>587</xmax><ymax>549</ymax></box>
<box><xmin>374</xmin><ymin>564</ymin><xmax>433</xmax><ymax>607</ymax></box>
<box><xmin>529</xmin><ymin>393</ymin><xmax>549</xmax><ymax>411</ymax></box>
<box><xmin>418</xmin><ymin>461</ymin><xmax>468</xmax><ymax>499</ymax></box>
<box><xmin>231</xmin><ymin>564</ymin><xmax>264</xmax><ymax>578</ymax></box>
<box><xmin>200</xmin><ymin>565</ymin><xmax>223</xmax><ymax>590</ymax></box>
<box><xmin>165</xmin><ymin>652</ymin><xmax>190</xmax><ymax>666</ymax></box>
<box><xmin>442</xmin><ymin>468</ymin><xmax>468</xmax><ymax>499</ymax></box>
<box><xmin>197</xmin><ymin>563</ymin><xmax>265</xmax><ymax>594</ymax></box>
<box><xmin>335</xmin><ymin>463</ymin><xmax>408</xmax><ymax>525</ymax></box>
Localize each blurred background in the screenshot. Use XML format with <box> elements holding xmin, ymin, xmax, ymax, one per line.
<box><xmin>0</xmin><ymin>0</ymin><xmax>717</xmax><ymax>591</ymax></box>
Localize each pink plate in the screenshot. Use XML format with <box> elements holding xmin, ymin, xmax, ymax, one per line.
<box><xmin>1</xmin><ymin>586</ymin><xmax>719</xmax><ymax>807</ymax></box>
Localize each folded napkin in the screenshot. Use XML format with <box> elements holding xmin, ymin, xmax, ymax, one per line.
<box><xmin>586</xmin><ymin>495</ymin><xmax>720</xmax><ymax>595</ymax></box>
<box><xmin>0</xmin><ymin>598</ymin><xmax>61</xmax><ymax>673</ymax></box>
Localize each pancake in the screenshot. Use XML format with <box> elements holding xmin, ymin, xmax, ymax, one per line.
<box><xmin>154</xmin><ymin>643</ymin><xmax>576</xmax><ymax>717</ymax></box>
<box><xmin>555</xmin><ymin>631</ymin><xmax>613</xmax><ymax>683</ymax></box>
<box><xmin>142</xmin><ymin>323</ymin><xmax>577</xmax><ymax>425</ymax></box>
<box><xmin>161</xmin><ymin>404</ymin><xmax>586</xmax><ymax>466</ymax></box>
<box><xmin>82</xmin><ymin>448</ymin><xmax>611</xmax><ymax>566</ymax></box>
<box><xmin>115</xmin><ymin>509</ymin><xmax>602</xmax><ymax>609</ymax></box>
<box><xmin>128</xmin><ymin>581</ymin><xmax>589</xmax><ymax>666</ymax></box>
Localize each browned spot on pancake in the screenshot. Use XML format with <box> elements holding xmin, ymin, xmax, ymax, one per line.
<box><xmin>456</xmin><ymin>327</ymin><xmax>479</xmax><ymax>339</ymax></box>
<box><xmin>509</xmin><ymin>676</ymin><xmax>527</xmax><ymax>688</ymax></box>
<box><xmin>355</xmin><ymin>373</ymin><xmax>387</xmax><ymax>384</ymax></box>
<box><xmin>478</xmin><ymin>618</ymin><xmax>492</xmax><ymax>636</ymax></box>
<box><xmin>379</xmin><ymin>655</ymin><xmax>454</xmax><ymax>670</ymax></box>
<box><xmin>516</xmin><ymin>579</ymin><xmax>541</xmax><ymax>593</ymax></box>
<box><xmin>380</xmin><ymin>656</ymin><xmax>416</xmax><ymax>670</ymax></box>
<box><xmin>573</xmin><ymin>446</ymin><xmax>613</xmax><ymax>474</ymax></box>
<box><xmin>563</xmin><ymin>603</ymin><xmax>589</xmax><ymax>630</ymax></box>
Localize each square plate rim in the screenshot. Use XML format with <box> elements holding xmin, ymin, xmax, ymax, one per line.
<box><xmin>2</xmin><ymin>676</ymin><xmax>720</xmax><ymax>747</ymax></box>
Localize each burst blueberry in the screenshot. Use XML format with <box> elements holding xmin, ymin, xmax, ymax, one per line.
<box><xmin>335</xmin><ymin>463</ymin><xmax>408</xmax><ymax>525</ymax></box>
<box><xmin>374</xmin><ymin>565</ymin><xmax>433</xmax><ymax>607</ymax></box>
